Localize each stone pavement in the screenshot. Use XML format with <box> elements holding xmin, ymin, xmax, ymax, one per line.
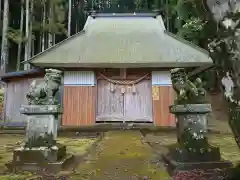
<box><xmin>71</xmin><ymin>131</ymin><xmax>170</xmax><ymax>180</ymax></box>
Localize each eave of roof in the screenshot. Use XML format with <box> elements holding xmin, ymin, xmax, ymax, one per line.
<box><xmin>22</xmin><ymin>30</ymin><xmax>86</xmax><ymax>65</ymax></box>
<box><xmin>32</xmin><ymin>62</ymin><xmax>212</xmax><ymax>69</ymax></box>
<box><xmin>0</xmin><ymin>68</ymin><xmax>44</xmax><ymax>82</ymax></box>
<box><xmin>164</xmin><ymin>31</ymin><xmax>209</xmax><ymax>56</ymax></box>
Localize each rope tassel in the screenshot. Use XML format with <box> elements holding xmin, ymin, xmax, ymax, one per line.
<box><xmin>110</xmin><ymin>83</ymin><xmax>115</xmax><ymax>93</ymax></box>
<box><xmin>132</xmin><ymin>84</ymin><xmax>136</xmax><ymax>94</ymax></box>
<box><xmin>121</xmin><ymin>86</ymin><xmax>125</xmax><ymax>94</ymax></box>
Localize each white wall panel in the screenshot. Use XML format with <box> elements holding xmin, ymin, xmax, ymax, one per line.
<box><xmin>64</xmin><ymin>71</ymin><xmax>96</xmax><ymax>86</ymax></box>
<box><xmin>152</xmin><ymin>71</ymin><xmax>172</xmax><ymax>86</ymax></box>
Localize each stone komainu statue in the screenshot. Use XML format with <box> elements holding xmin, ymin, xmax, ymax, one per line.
<box><xmin>170</xmin><ymin>68</ymin><xmax>206</xmax><ymax>104</ymax></box>
<box><xmin>26</xmin><ymin>69</ymin><xmax>63</xmax><ymax>105</ymax></box>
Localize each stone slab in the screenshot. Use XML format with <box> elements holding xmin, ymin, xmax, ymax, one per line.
<box><xmin>6</xmin><ymin>154</ymin><xmax>74</xmax><ymax>173</ymax></box>
<box><xmin>20</xmin><ymin>105</ymin><xmax>63</xmax><ymax>115</ymax></box>
<box><xmin>162</xmin><ymin>154</ymin><xmax>232</xmax><ymax>172</ymax></box>
<box><xmin>13</xmin><ymin>143</ymin><xmax>66</xmax><ymax>163</ymax></box>
<box><xmin>170</xmin><ymin>104</ymin><xmax>212</xmax><ymax>114</ymax></box>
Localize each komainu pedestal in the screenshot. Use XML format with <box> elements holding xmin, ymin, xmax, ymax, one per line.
<box><xmin>162</xmin><ymin>68</ymin><xmax>232</xmax><ymax>173</ymax></box>
<box><xmin>163</xmin><ymin>104</ymin><xmax>232</xmax><ymax>171</ymax></box>
<box><xmin>6</xmin><ymin>105</ymin><xmax>72</xmax><ymax>173</ymax></box>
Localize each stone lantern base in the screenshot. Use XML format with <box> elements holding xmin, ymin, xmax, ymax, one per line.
<box><xmin>162</xmin><ymin>104</ymin><xmax>232</xmax><ymax>172</ymax></box>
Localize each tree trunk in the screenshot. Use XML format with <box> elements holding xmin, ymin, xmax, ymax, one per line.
<box><xmin>0</xmin><ymin>0</ymin><xmax>2</xmax><ymax>29</ymax></box>
<box><xmin>68</xmin><ymin>0</ymin><xmax>72</xmax><ymax>37</ymax></box>
<box><xmin>75</xmin><ymin>19</ymin><xmax>78</xmax><ymax>33</ymax></box>
<box><xmin>166</xmin><ymin>0</ymin><xmax>169</xmax><ymax>31</ymax></box>
<box><xmin>0</xmin><ymin>0</ymin><xmax>9</xmax><ymax>73</ymax></box>
<box><xmin>24</xmin><ymin>0</ymin><xmax>30</xmax><ymax>70</ymax></box>
<box><xmin>28</xmin><ymin>0</ymin><xmax>33</xmax><ymax>57</ymax></box>
<box><xmin>41</xmin><ymin>0</ymin><xmax>46</xmax><ymax>51</ymax></box>
<box><xmin>31</xmin><ymin>38</ymin><xmax>34</xmax><ymax>56</ymax></box>
<box><xmin>16</xmin><ymin>0</ymin><xmax>24</xmax><ymax>71</ymax></box>
<box><xmin>48</xmin><ymin>2</ymin><xmax>53</xmax><ymax>48</ymax></box>
<box><xmin>53</xmin><ymin>34</ymin><xmax>55</xmax><ymax>45</ymax></box>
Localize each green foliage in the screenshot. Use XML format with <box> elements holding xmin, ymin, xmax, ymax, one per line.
<box><xmin>135</xmin><ymin>0</ymin><xmax>148</xmax><ymax>11</ymax></box>
<box><xmin>167</xmin><ymin>0</ymin><xmax>220</xmax><ymax>90</ymax></box>
<box><xmin>33</xmin><ymin>0</ymin><xmax>67</xmax><ymax>34</ymax></box>
<box><xmin>4</xmin><ymin>0</ymin><xmax>68</xmax><ymax>52</ymax></box>
<box><xmin>44</xmin><ymin>22</ymin><xmax>67</xmax><ymax>35</ymax></box>
<box><xmin>197</xmin><ymin>68</ymin><xmax>219</xmax><ymax>92</ymax></box>
<box><xmin>209</xmin><ymin>11</ymin><xmax>240</xmax><ymax>68</ymax></box>
<box><xmin>170</xmin><ymin>0</ymin><xmax>213</xmax><ymax>46</ymax></box>
<box><xmin>177</xmin><ymin>17</ymin><xmax>207</xmax><ymax>44</ymax></box>
<box><xmin>7</xmin><ymin>28</ymin><xmax>26</xmax><ymax>44</ymax></box>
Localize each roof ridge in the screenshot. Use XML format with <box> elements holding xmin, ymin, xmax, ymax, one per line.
<box><xmin>91</xmin><ymin>13</ymin><xmax>158</xmax><ymax>18</ymax></box>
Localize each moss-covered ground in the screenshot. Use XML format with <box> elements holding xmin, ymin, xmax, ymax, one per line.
<box><xmin>0</xmin><ymin>131</ymin><xmax>239</xmax><ymax>180</ymax></box>
<box><xmin>144</xmin><ymin>132</ymin><xmax>240</xmax><ymax>165</ymax></box>
<box><xmin>0</xmin><ymin>134</ymin><xmax>98</xmax><ymax>179</ymax></box>
<box><xmin>70</xmin><ymin>131</ymin><xmax>170</xmax><ymax>180</ymax></box>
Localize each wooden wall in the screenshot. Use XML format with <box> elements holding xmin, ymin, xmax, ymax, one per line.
<box><xmin>62</xmin><ymin>71</ymin><xmax>96</xmax><ymax>126</ymax></box>
<box><xmin>3</xmin><ymin>70</ymin><xmax>96</xmax><ymax>127</ymax></box>
<box><xmin>3</xmin><ymin>77</ymin><xmax>44</xmax><ymax>126</ymax></box>
<box><xmin>152</xmin><ymin>86</ymin><xmax>175</xmax><ymax>126</ymax></box>
<box><xmin>152</xmin><ymin>71</ymin><xmax>176</xmax><ymax>127</ymax></box>
<box><xmin>62</xmin><ymin>86</ymin><xmax>96</xmax><ymax>126</ymax></box>
<box><xmin>3</xmin><ymin>69</ymin><xmax>175</xmax><ymax>127</ymax></box>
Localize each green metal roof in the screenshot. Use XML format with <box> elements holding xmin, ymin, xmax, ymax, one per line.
<box><xmin>26</xmin><ymin>13</ymin><xmax>213</xmax><ymax>68</ymax></box>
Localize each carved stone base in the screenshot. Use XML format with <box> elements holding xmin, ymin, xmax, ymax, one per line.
<box><xmin>162</xmin><ymin>145</ymin><xmax>232</xmax><ymax>173</ymax></box>
<box><xmin>168</xmin><ymin>144</ymin><xmax>221</xmax><ymax>162</ymax></box>
<box><xmin>162</xmin><ymin>153</ymin><xmax>232</xmax><ymax>172</ymax></box>
<box><xmin>20</xmin><ymin>105</ymin><xmax>63</xmax><ymax>141</ymax></box>
<box><xmin>5</xmin><ymin>143</ymin><xmax>73</xmax><ymax>173</ymax></box>
<box><xmin>6</xmin><ymin>155</ymin><xmax>73</xmax><ymax>173</ymax></box>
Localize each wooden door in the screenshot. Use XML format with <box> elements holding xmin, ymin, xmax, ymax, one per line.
<box><xmin>96</xmin><ymin>80</ymin><xmax>124</xmax><ymax>121</ymax></box>
<box><xmin>124</xmin><ymin>80</ymin><xmax>153</xmax><ymax>122</ymax></box>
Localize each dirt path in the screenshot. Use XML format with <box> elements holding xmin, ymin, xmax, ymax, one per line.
<box><xmin>71</xmin><ymin>131</ymin><xmax>170</xmax><ymax>180</ymax></box>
